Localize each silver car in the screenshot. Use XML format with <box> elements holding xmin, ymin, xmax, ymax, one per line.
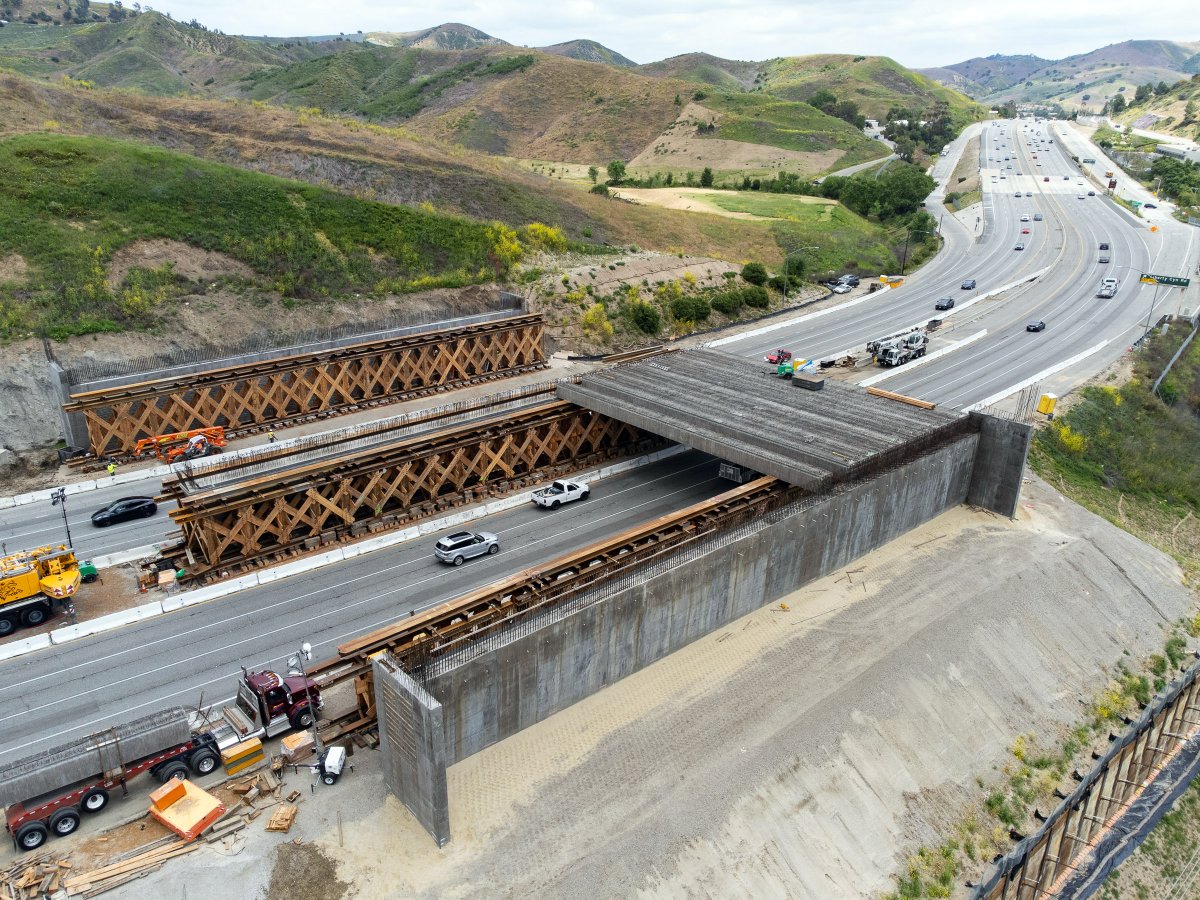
<box><xmin>434</xmin><ymin>530</ymin><xmax>499</xmax><ymax>566</ymax></box>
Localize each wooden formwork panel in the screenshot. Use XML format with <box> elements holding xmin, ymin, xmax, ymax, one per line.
<box><xmin>171</xmin><ymin>402</ymin><xmax>656</xmax><ymax>574</ymax></box>
<box><xmin>63</xmin><ymin>316</ymin><xmax>545</xmax><ymax>456</ymax></box>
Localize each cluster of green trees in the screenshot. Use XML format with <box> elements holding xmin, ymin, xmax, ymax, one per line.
<box><xmin>1108</xmin><ymin>76</ymin><xmax>1196</xmax><ymax>115</ymax></box>
<box><xmin>806</xmin><ymin>90</ymin><xmax>866</xmax><ymax>130</ymax></box>
<box><xmin>1149</xmin><ymin>156</ymin><xmax>1200</xmax><ymax>209</ymax></box>
<box><xmin>882</xmin><ymin>102</ymin><xmax>956</xmax><ymax>160</ymax></box>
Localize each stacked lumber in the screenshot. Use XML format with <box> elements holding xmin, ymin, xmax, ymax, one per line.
<box><xmin>265</xmin><ymin>805</ymin><xmax>298</xmax><ymax>833</ymax></box>
<box><xmin>212</xmin><ymin>765</ymin><xmax>300</xmax><ymax>834</ymax></box>
<box><xmin>63</xmin><ymin>841</ymin><xmax>198</xmax><ymax>897</ymax></box>
<box><xmin>3</xmin><ymin>853</ymin><xmax>72</xmax><ymax>899</ymax></box>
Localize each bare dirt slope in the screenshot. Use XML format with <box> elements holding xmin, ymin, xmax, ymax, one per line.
<box><xmin>109</xmin><ymin>476</ymin><xmax>1193</xmax><ymax>899</ymax></box>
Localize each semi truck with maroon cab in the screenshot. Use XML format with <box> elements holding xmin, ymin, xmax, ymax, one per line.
<box><xmin>0</xmin><ymin>666</ymin><xmax>321</xmax><ymax>850</ymax></box>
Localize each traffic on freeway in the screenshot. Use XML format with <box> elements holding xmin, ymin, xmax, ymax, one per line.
<box><xmin>723</xmin><ymin>119</ymin><xmax>1197</xmax><ymax>411</ymax></box>
<box><xmin>0</xmin><ymin>450</ymin><xmax>729</xmax><ymax>764</ymax></box>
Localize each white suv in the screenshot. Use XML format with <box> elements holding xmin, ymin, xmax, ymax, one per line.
<box><xmin>434</xmin><ymin>531</ymin><xmax>499</xmax><ymax>566</ymax></box>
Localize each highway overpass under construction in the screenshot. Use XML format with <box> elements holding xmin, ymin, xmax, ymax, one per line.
<box><xmin>321</xmin><ymin>349</ymin><xmax>1034</xmax><ymax>843</ymax></box>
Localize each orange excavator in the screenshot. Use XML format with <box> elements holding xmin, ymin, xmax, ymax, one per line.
<box><xmin>132</xmin><ymin>427</ymin><xmax>227</xmax><ymax>463</ymax></box>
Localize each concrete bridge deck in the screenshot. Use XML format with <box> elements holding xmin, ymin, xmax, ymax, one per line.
<box><xmin>559</xmin><ymin>349</ymin><xmax>967</xmax><ymax>490</ymax></box>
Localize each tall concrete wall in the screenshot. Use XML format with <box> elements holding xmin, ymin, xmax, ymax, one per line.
<box><xmin>373</xmin><ymin>652</ymin><xmax>451</xmax><ymax>846</ymax></box>
<box><xmin>425</xmin><ymin>433</ymin><xmax>979</xmax><ymax>765</ymax></box>
<box><xmin>966</xmin><ymin>412</ymin><xmax>1032</xmax><ymax>518</ymax></box>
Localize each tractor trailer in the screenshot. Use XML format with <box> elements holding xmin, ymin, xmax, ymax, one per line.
<box><xmin>1</xmin><ymin>667</ymin><xmax>322</xmax><ymax>850</ymax></box>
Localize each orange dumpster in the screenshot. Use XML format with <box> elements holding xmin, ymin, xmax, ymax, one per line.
<box><xmin>148</xmin><ymin>779</ymin><xmax>225</xmax><ymax>842</ymax></box>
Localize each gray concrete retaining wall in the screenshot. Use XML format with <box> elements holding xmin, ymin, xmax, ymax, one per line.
<box><xmin>425</xmin><ymin>432</ymin><xmax>979</xmax><ymax>765</ymax></box>
<box><xmin>966</xmin><ymin>412</ymin><xmax>1032</xmax><ymax>518</ymax></box>
<box><xmin>373</xmin><ymin>652</ymin><xmax>451</xmax><ymax>846</ymax></box>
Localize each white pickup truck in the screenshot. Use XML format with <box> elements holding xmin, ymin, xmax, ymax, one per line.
<box><xmin>531</xmin><ymin>479</ymin><xmax>590</xmax><ymax>508</ymax></box>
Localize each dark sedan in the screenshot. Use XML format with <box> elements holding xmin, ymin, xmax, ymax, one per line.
<box><xmin>91</xmin><ymin>497</ymin><xmax>158</xmax><ymax>526</ymax></box>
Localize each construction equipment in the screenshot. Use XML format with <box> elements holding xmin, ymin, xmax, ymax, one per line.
<box><xmin>1</xmin><ymin>664</ymin><xmax>323</xmax><ymax>850</ymax></box>
<box><xmin>0</xmin><ymin>545</ymin><xmax>89</xmax><ymax>637</ymax></box>
<box><xmin>866</xmin><ymin>329</ymin><xmax>928</xmax><ymax>367</ymax></box>
<box><xmin>132</xmin><ymin>427</ymin><xmax>227</xmax><ymax>464</ymax></box>
<box><xmin>776</xmin><ymin>357</ymin><xmax>818</xmax><ymax>378</ymax></box>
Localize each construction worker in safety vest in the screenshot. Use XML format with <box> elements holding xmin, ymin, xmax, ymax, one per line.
<box><xmin>106</xmin><ymin>461</ymin><xmax>117</xmax><ymax>477</ymax></box>
<box><xmin>267</xmin><ymin>429</ymin><xmax>276</xmax><ymax>444</ymax></box>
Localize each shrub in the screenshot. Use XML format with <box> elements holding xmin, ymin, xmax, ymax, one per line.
<box><xmin>522</xmin><ymin>222</ymin><xmax>567</xmax><ymax>253</ymax></box>
<box><xmin>742</xmin><ymin>285</ymin><xmax>770</xmax><ymax>308</ymax></box>
<box><xmin>589</xmin><ymin>183</ymin><xmax>609</xmax><ymax>196</ymax></box>
<box><xmin>741</xmin><ymin>262</ymin><xmax>768</xmax><ymax>286</ymax></box>
<box><xmin>627</xmin><ymin>300</ymin><xmax>661</xmax><ymax>334</ymax></box>
<box><xmin>670</xmin><ymin>295</ymin><xmax>711</xmax><ymax>322</ymax></box>
<box><xmin>710</xmin><ymin>292</ymin><xmax>742</xmax><ymax>315</ymax></box>
<box><xmin>581</xmin><ymin>303</ymin><xmax>613</xmax><ymax>342</ymax></box>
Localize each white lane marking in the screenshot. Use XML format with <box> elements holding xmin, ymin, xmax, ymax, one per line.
<box><xmin>859</xmin><ymin>330</ymin><xmax>988</xmax><ymax>387</ymax></box>
<box><xmin>0</xmin><ymin>462</ymin><xmax>718</xmax><ymax>707</ymax></box>
<box><xmin>0</xmin><ymin>468</ymin><xmax>725</xmax><ymax>757</ymax></box>
<box><xmin>963</xmin><ymin>341</ymin><xmax>1110</xmax><ymax>412</ymax></box>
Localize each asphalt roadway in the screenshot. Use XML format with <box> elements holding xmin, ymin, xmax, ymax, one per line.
<box><xmin>725</xmin><ymin>120</ymin><xmax>1198</xmax><ymax>411</ymax></box>
<box><xmin>0</xmin><ymin>450</ymin><xmax>726</xmax><ymax>763</ymax></box>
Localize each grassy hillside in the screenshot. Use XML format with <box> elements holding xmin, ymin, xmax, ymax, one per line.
<box><xmin>701</xmin><ymin>93</ymin><xmax>887</xmax><ymax>165</ymax></box>
<box><xmin>539</xmin><ymin>39</ymin><xmax>636</xmax><ymax>68</ymax></box>
<box><xmin>1114</xmin><ymin>73</ymin><xmax>1200</xmax><ymax>139</ymax></box>
<box><xmin>917</xmin><ymin>54</ymin><xmax>1051</xmax><ymax>97</ymax></box>
<box><xmin>981</xmin><ymin>40</ymin><xmax>1200</xmax><ymax>110</ymax></box>
<box><xmin>757</xmin><ymin>54</ymin><xmax>984</xmax><ymax>125</ymax></box>
<box><xmin>0</xmin><ymin>12</ymin><xmax>337</xmax><ymax>95</ymax></box>
<box><xmin>363</xmin><ymin>23</ymin><xmax>506</xmax><ymax>51</ymax></box>
<box><xmin>0</xmin><ymin>133</ymin><xmax>523</xmax><ymax>337</ymax></box>
<box><xmin>637</xmin><ymin>53</ymin><xmax>763</xmax><ymax>90</ymax></box>
<box><xmin>0</xmin><ymin>73</ymin><xmax>796</xmax><ymax>286</ymax></box>
<box><xmin>239</xmin><ymin>46</ymin><xmax>538</xmax><ymax>121</ymax></box>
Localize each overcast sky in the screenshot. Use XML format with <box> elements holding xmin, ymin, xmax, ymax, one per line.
<box><xmin>144</xmin><ymin>1</ymin><xmax>1197</xmax><ymax>68</ymax></box>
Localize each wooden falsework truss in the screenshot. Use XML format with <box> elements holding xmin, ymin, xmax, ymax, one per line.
<box><xmin>169</xmin><ymin>401</ymin><xmax>659</xmax><ymax>575</ymax></box>
<box><xmin>63</xmin><ymin>315</ymin><xmax>546</xmax><ymax>456</ymax></box>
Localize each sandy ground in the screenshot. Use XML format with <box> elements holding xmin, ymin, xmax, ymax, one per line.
<box><xmin>80</xmin><ymin>474</ymin><xmax>1194</xmax><ymax>900</ymax></box>
<box><xmin>106</xmin><ymin>239</ymin><xmax>255</xmax><ymax>289</ymax></box>
<box><xmin>547</xmin><ymin>251</ymin><xmax>739</xmax><ymax>297</ymax></box>
<box><xmin>628</xmin><ymin>102</ymin><xmax>841</xmax><ymax>176</ymax></box>
<box><xmin>611</xmin><ymin>186</ymin><xmax>836</xmax><ymax>220</ymax></box>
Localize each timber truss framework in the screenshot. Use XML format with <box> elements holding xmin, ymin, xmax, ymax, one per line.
<box><xmin>63</xmin><ymin>315</ymin><xmax>546</xmax><ymax>456</ymax></box>
<box><xmin>167</xmin><ymin>401</ymin><xmax>661</xmax><ymax>576</ymax></box>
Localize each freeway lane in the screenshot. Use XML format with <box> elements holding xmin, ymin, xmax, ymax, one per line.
<box><xmin>723</xmin><ymin>119</ymin><xmax>1176</xmax><ymax>411</ymax></box>
<box><xmin>0</xmin><ymin>484</ymin><xmax>172</xmax><ymax>561</ymax></box>
<box><xmin>0</xmin><ymin>449</ymin><xmax>727</xmax><ymax>763</ymax></box>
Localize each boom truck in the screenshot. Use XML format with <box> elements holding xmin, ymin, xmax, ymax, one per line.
<box><xmin>0</xmin><ymin>667</ymin><xmax>322</xmax><ymax>850</ymax></box>
<box><xmin>0</xmin><ymin>545</ymin><xmax>96</xmax><ymax>637</ymax></box>
<box><xmin>866</xmin><ymin>329</ymin><xmax>928</xmax><ymax>367</ymax></box>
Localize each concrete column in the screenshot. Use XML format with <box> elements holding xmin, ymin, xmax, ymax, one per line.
<box><xmin>372</xmin><ymin>652</ymin><xmax>451</xmax><ymax>847</ymax></box>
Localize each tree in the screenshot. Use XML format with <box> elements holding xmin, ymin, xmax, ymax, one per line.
<box><xmin>808</xmin><ymin>89</ymin><xmax>837</xmax><ymax>113</ymax></box>
<box><xmin>700</xmin><ymin>167</ymin><xmax>714</xmax><ymax>187</ymax></box>
<box><xmin>1108</xmin><ymin>94</ymin><xmax>1126</xmax><ymax>114</ymax></box>
<box><xmin>587</xmin><ymin>165</ymin><xmax>598</xmax><ymax>184</ymax></box>
<box><xmin>1155</xmin><ymin>81</ymin><xmax>1170</xmax><ymax>96</ymax></box>
<box><xmin>1184</xmin><ymin>100</ymin><xmax>1197</xmax><ymax>124</ymax></box>
<box><xmin>605</xmin><ymin>160</ymin><xmax>626</xmax><ymax>184</ymax></box>
<box><xmin>1135</xmin><ymin>83</ymin><xmax>1153</xmax><ymax>103</ymax></box>
<box><xmin>892</xmin><ymin>134</ymin><xmax>916</xmax><ymax>162</ymax></box>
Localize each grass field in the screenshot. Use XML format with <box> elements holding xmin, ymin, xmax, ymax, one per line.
<box><xmin>0</xmin><ymin>133</ymin><xmax>511</xmax><ymax>337</ymax></box>
<box><xmin>705</xmin><ymin>191</ymin><xmax>898</xmax><ymax>274</ymax></box>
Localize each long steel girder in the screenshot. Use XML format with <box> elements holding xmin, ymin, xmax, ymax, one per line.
<box><xmin>63</xmin><ymin>315</ymin><xmax>546</xmax><ymax>456</ymax></box>
<box><xmin>304</xmin><ymin>477</ymin><xmax>792</xmax><ymax>740</ymax></box>
<box><xmin>170</xmin><ymin>401</ymin><xmax>658</xmax><ymax>574</ymax></box>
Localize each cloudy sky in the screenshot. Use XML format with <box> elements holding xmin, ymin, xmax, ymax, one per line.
<box><xmin>144</xmin><ymin>1</ymin><xmax>1197</xmax><ymax>67</ymax></box>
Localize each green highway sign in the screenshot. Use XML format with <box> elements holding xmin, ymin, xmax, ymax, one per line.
<box><xmin>1139</xmin><ymin>274</ymin><xmax>1191</xmax><ymax>287</ymax></box>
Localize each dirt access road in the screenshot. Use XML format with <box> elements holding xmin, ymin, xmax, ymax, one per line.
<box><xmin>610</xmin><ymin>186</ymin><xmax>837</xmax><ymax>219</ymax></box>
